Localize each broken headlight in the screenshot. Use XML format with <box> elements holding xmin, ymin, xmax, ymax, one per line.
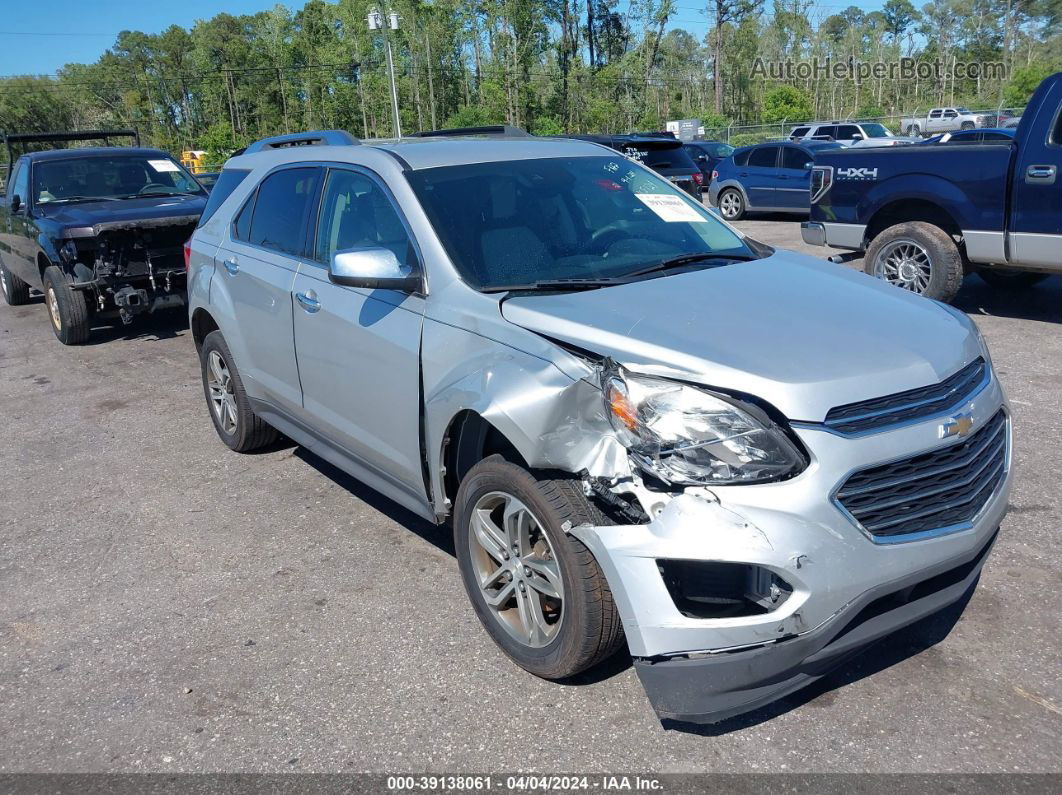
<box><xmin>604</xmin><ymin>370</ymin><xmax>805</xmax><ymax>486</ymax></box>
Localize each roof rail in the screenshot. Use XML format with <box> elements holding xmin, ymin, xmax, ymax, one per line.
<box><xmin>409</xmin><ymin>125</ymin><xmax>531</xmax><ymax>138</ymax></box>
<box><xmin>241</xmin><ymin>130</ymin><xmax>360</xmax><ymax>154</ymax></box>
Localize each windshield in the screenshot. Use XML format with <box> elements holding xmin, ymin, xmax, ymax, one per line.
<box><xmin>406</xmin><ymin>155</ymin><xmax>754</xmax><ymax>291</ymax></box>
<box><xmin>861</xmin><ymin>123</ymin><xmax>891</xmax><ymax>138</ymax></box>
<box><xmin>32</xmin><ymin>155</ymin><xmax>204</xmax><ymax>204</ymax></box>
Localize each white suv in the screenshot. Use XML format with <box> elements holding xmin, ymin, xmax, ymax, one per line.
<box><xmin>789</xmin><ymin>121</ymin><xmax>912</xmax><ymax>148</ymax></box>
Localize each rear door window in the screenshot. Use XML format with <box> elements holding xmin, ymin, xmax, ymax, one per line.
<box><xmin>781</xmin><ymin>147</ymin><xmax>811</xmax><ymax>169</ymax></box>
<box><xmin>748</xmin><ymin>147</ymin><xmax>779</xmax><ymax>168</ymax></box>
<box><xmin>837</xmin><ymin>125</ymin><xmax>862</xmax><ymax>140</ymax></box>
<box><xmin>197</xmin><ymin>169</ymin><xmax>249</xmax><ymax>228</ymax></box>
<box><xmin>791</xmin><ymin>127</ymin><xmax>810</xmax><ymax>138</ymax></box>
<box><xmin>246</xmin><ymin>167</ymin><xmax>321</xmax><ymax>256</ymax></box>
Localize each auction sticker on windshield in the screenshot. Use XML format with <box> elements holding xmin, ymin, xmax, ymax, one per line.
<box><xmin>635</xmin><ymin>193</ymin><xmax>706</xmax><ymax>223</ymax></box>
<box><xmin>148</xmin><ymin>159</ymin><xmax>181</xmax><ymax>172</ymax></box>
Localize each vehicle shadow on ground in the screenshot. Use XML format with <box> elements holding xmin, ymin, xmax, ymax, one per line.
<box><xmin>293</xmin><ymin>447</ymin><xmax>455</xmax><ymax>557</ymax></box>
<box><xmin>86</xmin><ymin>308</ymin><xmax>190</xmax><ymax>344</ymax></box>
<box><xmin>661</xmin><ymin>583</ymin><xmax>976</xmax><ymax>735</ymax></box>
<box><xmin>954</xmin><ymin>275</ymin><xmax>1062</xmax><ymax>324</ymax></box>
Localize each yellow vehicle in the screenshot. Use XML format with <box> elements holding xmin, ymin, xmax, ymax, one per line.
<box><xmin>180</xmin><ymin>150</ymin><xmax>208</xmax><ymax>174</ymax></box>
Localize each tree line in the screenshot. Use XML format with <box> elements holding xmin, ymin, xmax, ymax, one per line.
<box><xmin>0</xmin><ymin>0</ymin><xmax>1059</xmax><ymax>163</ymax></box>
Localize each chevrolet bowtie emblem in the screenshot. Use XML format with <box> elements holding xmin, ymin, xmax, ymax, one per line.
<box><xmin>940</xmin><ymin>413</ymin><xmax>975</xmax><ymax>439</ymax></box>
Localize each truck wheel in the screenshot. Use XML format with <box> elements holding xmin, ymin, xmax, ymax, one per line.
<box><xmin>42</xmin><ymin>266</ymin><xmax>90</xmax><ymax>345</ymax></box>
<box><xmin>865</xmin><ymin>222</ymin><xmax>965</xmax><ymax>303</ymax></box>
<box><xmin>961</xmin><ymin>121</ymin><xmax>975</xmax><ymax>131</ymax></box>
<box><xmin>976</xmin><ymin>270</ymin><xmax>1049</xmax><ymax>289</ymax></box>
<box><xmin>454</xmin><ymin>456</ymin><xmax>625</xmax><ymax>680</ymax></box>
<box><xmin>199</xmin><ymin>330</ymin><xmax>278</xmax><ymax>452</ymax></box>
<box><xmin>718</xmin><ymin>188</ymin><xmax>746</xmax><ymax>220</ymax></box>
<box><xmin>0</xmin><ymin>259</ymin><xmax>31</xmax><ymax>306</ymax></box>
<box><xmin>911</xmin><ymin>124</ymin><xmax>921</xmax><ymax>136</ymax></box>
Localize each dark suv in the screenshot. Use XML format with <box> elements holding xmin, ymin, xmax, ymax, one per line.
<box><xmin>570</xmin><ymin>134</ymin><xmax>703</xmax><ymax>199</ymax></box>
<box><xmin>0</xmin><ymin>130</ymin><xmax>207</xmax><ymax>344</ymax></box>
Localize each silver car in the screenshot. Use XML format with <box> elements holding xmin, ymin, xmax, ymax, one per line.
<box><xmin>187</xmin><ymin>128</ymin><xmax>1012</xmax><ymax>724</ymax></box>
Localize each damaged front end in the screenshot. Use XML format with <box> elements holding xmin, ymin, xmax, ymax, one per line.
<box><xmin>61</xmin><ymin>215</ymin><xmax>196</xmax><ymax>323</ymax></box>
<box><xmin>512</xmin><ymin>356</ymin><xmax>1005</xmax><ymax>725</ymax></box>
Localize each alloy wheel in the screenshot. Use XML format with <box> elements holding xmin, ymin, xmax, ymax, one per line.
<box><xmin>207</xmin><ymin>350</ymin><xmax>238</xmax><ymax>435</ymax></box>
<box><xmin>46</xmin><ymin>286</ymin><xmax>61</xmax><ymax>330</ymax></box>
<box><xmin>467</xmin><ymin>491</ymin><xmax>564</xmax><ymax>649</ymax></box>
<box><xmin>0</xmin><ymin>268</ymin><xmax>7</xmax><ymax>296</ymax></box>
<box><xmin>719</xmin><ymin>191</ymin><xmax>741</xmax><ymax>219</ymax></box>
<box><xmin>873</xmin><ymin>238</ymin><xmax>933</xmax><ymax>294</ymax></box>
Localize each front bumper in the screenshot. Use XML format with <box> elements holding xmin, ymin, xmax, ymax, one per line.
<box><xmin>570</xmin><ymin>373</ymin><xmax>1011</xmax><ymax>723</ymax></box>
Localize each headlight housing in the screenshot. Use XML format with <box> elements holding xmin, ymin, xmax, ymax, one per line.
<box><xmin>604</xmin><ymin>369</ymin><xmax>806</xmax><ymax>486</ymax></box>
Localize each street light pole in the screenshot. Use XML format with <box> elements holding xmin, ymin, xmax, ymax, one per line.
<box><xmin>368</xmin><ymin>8</ymin><xmax>402</xmax><ymax>139</ymax></box>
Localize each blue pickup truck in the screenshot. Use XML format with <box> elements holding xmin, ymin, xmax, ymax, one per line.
<box><xmin>802</xmin><ymin>72</ymin><xmax>1061</xmax><ymax>302</ymax></box>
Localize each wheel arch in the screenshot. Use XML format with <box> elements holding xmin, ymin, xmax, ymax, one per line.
<box><xmin>865</xmin><ymin>199</ymin><xmax>963</xmax><ymax>245</ymax></box>
<box><xmin>191</xmin><ymin>307</ymin><xmax>220</xmax><ymax>352</ymax></box>
<box><xmin>440</xmin><ymin>410</ymin><xmax>530</xmax><ymax>516</ymax></box>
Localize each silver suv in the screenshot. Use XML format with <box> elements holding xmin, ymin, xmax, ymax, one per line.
<box><xmin>187</xmin><ymin>128</ymin><xmax>1012</xmax><ymax>725</ymax></box>
<box><xmin>789</xmin><ymin>121</ymin><xmax>913</xmax><ymax>148</ymax></box>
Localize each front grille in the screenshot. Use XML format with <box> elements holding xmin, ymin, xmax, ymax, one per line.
<box><xmin>835</xmin><ymin>409</ymin><xmax>1007</xmax><ymax>539</ymax></box>
<box><xmin>825</xmin><ymin>358</ymin><xmax>987</xmax><ymax>435</ymax></box>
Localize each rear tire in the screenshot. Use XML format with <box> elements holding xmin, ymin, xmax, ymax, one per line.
<box><xmin>42</xmin><ymin>265</ymin><xmax>90</xmax><ymax>345</ymax></box>
<box><xmin>865</xmin><ymin>222</ymin><xmax>965</xmax><ymax>303</ymax></box>
<box><xmin>454</xmin><ymin>456</ymin><xmax>625</xmax><ymax>680</ymax></box>
<box><xmin>976</xmin><ymin>270</ymin><xmax>1049</xmax><ymax>289</ymax></box>
<box><xmin>911</xmin><ymin>124</ymin><xmax>921</xmax><ymax>136</ymax></box>
<box><xmin>199</xmin><ymin>330</ymin><xmax>278</xmax><ymax>452</ymax></box>
<box><xmin>0</xmin><ymin>259</ymin><xmax>31</xmax><ymax>306</ymax></box>
<box><xmin>718</xmin><ymin>188</ymin><xmax>746</xmax><ymax>221</ymax></box>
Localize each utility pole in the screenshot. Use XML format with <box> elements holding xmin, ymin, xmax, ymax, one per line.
<box><xmin>368</xmin><ymin>8</ymin><xmax>402</xmax><ymax>138</ymax></box>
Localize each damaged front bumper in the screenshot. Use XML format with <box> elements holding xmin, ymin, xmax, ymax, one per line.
<box><xmin>570</xmin><ymin>377</ymin><xmax>1011</xmax><ymax>724</ymax></box>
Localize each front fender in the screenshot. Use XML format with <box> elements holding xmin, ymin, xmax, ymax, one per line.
<box><xmin>422</xmin><ymin>319</ymin><xmax>629</xmax><ymax>516</ymax></box>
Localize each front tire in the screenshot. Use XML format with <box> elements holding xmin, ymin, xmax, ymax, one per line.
<box><xmin>865</xmin><ymin>222</ymin><xmax>965</xmax><ymax>303</ymax></box>
<box><xmin>718</xmin><ymin>188</ymin><xmax>746</xmax><ymax>220</ymax></box>
<box><xmin>976</xmin><ymin>270</ymin><xmax>1049</xmax><ymax>289</ymax></box>
<box><xmin>0</xmin><ymin>259</ymin><xmax>31</xmax><ymax>306</ymax></box>
<box><xmin>454</xmin><ymin>456</ymin><xmax>624</xmax><ymax>680</ymax></box>
<box><xmin>961</xmin><ymin>121</ymin><xmax>975</xmax><ymax>131</ymax></box>
<box><xmin>199</xmin><ymin>330</ymin><xmax>278</xmax><ymax>452</ymax></box>
<box><xmin>42</xmin><ymin>266</ymin><xmax>90</xmax><ymax>345</ymax></box>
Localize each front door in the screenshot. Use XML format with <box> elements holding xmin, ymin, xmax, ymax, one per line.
<box><xmin>777</xmin><ymin>146</ymin><xmax>813</xmax><ymax>210</ymax></box>
<box><xmin>292</xmin><ymin>166</ymin><xmax>427</xmax><ymax>502</ymax></box>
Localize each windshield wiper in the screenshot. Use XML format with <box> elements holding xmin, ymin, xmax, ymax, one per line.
<box><xmin>117</xmin><ymin>191</ymin><xmax>185</xmax><ymax>199</ymax></box>
<box><xmin>481</xmin><ymin>277</ymin><xmax>630</xmax><ymax>294</ymax></box>
<box><xmin>42</xmin><ymin>195</ymin><xmax>121</xmax><ymax>204</ymax></box>
<box><xmin>622</xmin><ymin>252</ymin><xmax>757</xmax><ymax>278</ymax></box>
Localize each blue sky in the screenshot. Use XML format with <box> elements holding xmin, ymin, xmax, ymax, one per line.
<box><xmin>0</xmin><ymin>0</ymin><xmax>886</xmax><ymax>78</ymax></box>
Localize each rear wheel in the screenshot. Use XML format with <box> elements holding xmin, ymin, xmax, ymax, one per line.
<box><xmin>976</xmin><ymin>270</ymin><xmax>1049</xmax><ymax>289</ymax></box>
<box><xmin>718</xmin><ymin>188</ymin><xmax>746</xmax><ymax>221</ymax></box>
<box><xmin>911</xmin><ymin>124</ymin><xmax>921</xmax><ymax>136</ymax></box>
<box><xmin>199</xmin><ymin>330</ymin><xmax>278</xmax><ymax>452</ymax></box>
<box><xmin>865</xmin><ymin>222</ymin><xmax>965</xmax><ymax>303</ymax></box>
<box><xmin>0</xmin><ymin>259</ymin><xmax>31</xmax><ymax>306</ymax></box>
<box><xmin>454</xmin><ymin>456</ymin><xmax>624</xmax><ymax>680</ymax></box>
<box><xmin>42</xmin><ymin>266</ymin><xmax>90</xmax><ymax>345</ymax></box>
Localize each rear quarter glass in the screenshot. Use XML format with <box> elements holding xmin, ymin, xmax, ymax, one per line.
<box><xmin>197</xmin><ymin>169</ymin><xmax>250</xmax><ymax>228</ymax></box>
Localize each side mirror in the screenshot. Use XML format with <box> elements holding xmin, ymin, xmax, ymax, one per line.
<box><xmin>850</xmin><ymin>133</ymin><xmax>863</xmax><ymax>140</ymax></box>
<box><xmin>329</xmin><ymin>247</ymin><xmax>421</xmax><ymax>292</ymax></box>
<box><xmin>10</xmin><ymin>194</ymin><xmax>22</xmax><ymax>213</ymax></box>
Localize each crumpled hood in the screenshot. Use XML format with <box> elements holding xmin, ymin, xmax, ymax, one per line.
<box><xmin>39</xmin><ymin>194</ymin><xmax>207</xmax><ymax>236</ymax></box>
<box><xmin>500</xmin><ymin>251</ymin><xmax>982</xmax><ymax>422</ymax></box>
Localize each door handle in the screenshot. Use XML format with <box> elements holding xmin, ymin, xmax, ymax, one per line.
<box><xmin>1026</xmin><ymin>164</ymin><xmax>1057</xmax><ymax>184</ymax></box>
<box><xmin>295</xmin><ymin>290</ymin><xmax>321</xmax><ymax>313</ymax></box>
<box><xmin>223</xmin><ymin>258</ymin><xmax>239</xmax><ymax>275</ymax></box>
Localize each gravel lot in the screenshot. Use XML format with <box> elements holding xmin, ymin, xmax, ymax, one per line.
<box><xmin>1</xmin><ymin>217</ymin><xmax>1060</xmax><ymax>773</ymax></box>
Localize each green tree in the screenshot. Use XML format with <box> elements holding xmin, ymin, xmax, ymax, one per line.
<box><xmin>761</xmin><ymin>84</ymin><xmax>813</xmax><ymax>122</ymax></box>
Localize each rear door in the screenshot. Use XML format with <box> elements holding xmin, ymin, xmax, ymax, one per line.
<box><xmin>927</xmin><ymin>110</ymin><xmax>944</xmax><ymax>132</ymax></box>
<box><xmin>1009</xmin><ymin>79</ymin><xmax>1062</xmax><ymax>267</ymax></box>
<box><xmin>291</xmin><ymin>166</ymin><xmax>428</xmax><ymax>503</ymax></box>
<box><xmin>214</xmin><ymin>165</ymin><xmax>321</xmax><ymax>413</ymax></box>
<box><xmin>777</xmin><ymin>146</ymin><xmax>813</xmax><ymax>210</ymax></box>
<box><xmin>743</xmin><ymin>145</ymin><xmax>780</xmax><ymax>208</ymax></box>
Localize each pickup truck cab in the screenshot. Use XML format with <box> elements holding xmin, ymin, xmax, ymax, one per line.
<box><xmin>901</xmin><ymin>107</ymin><xmax>987</xmax><ymax>136</ymax></box>
<box><xmin>802</xmin><ymin>72</ymin><xmax>1062</xmax><ymax>302</ymax></box>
